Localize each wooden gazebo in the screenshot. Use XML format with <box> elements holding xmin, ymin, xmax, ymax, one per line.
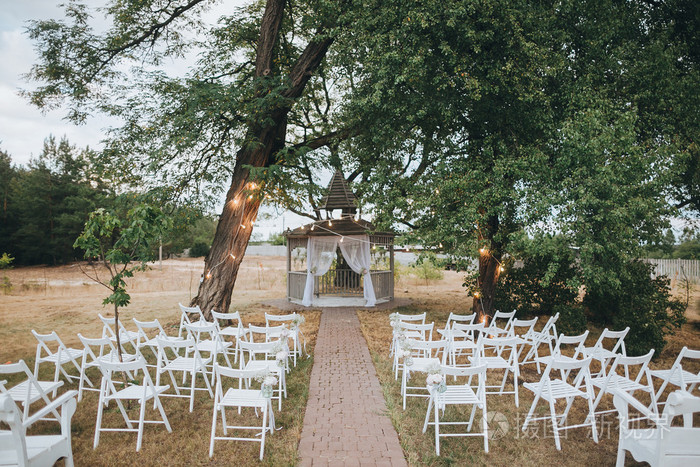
<box><xmin>284</xmin><ymin>171</ymin><xmax>395</xmax><ymax>307</ymax></box>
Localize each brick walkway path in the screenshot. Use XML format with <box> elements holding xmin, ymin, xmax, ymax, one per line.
<box><xmin>298</xmin><ymin>308</ymin><xmax>407</xmax><ymax>467</ymax></box>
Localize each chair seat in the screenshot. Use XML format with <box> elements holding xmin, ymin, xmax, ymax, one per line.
<box><xmin>591</xmin><ymin>374</ymin><xmax>650</xmax><ymax>393</ymax></box>
<box><xmin>7</xmin><ymin>381</ymin><xmax>63</xmax><ymax>405</ymax></box>
<box><xmin>217</xmin><ymin>327</ymin><xmax>241</xmax><ymax>338</ymax></box>
<box><xmin>583</xmin><ymin>347</ymin><xmax>618</xmax><ymax>360</ymax></box>
<box><xmin>535</xmin><ymin>355</ymin><xmax>577</xmax><ymax>367</ymax></box>
<box><xmin>38</xmin><ymin>348</ymin><xmax>83</xmax><ymax>364</ymax></box>
<box><xmin>244</xmin><ymin>361</ymin><xmax>282</xmax><ymax>375</ymax></box>
<box><xmin>161</xmin><ymin>356</ymin><xmax>212</xmax><ymax>372</ymax></box>
<box><xmin>434</xmin><ymin>385</ymin><xmax>482</xmax><ymax>406</ymax></box>
<box><xmin>651</xmin><ymin>369</ymin><xmax>700</xmax><ymax>387</ymax></box>
<box><xmin>523</xmin><ymin>380</ymin><xmax>586</xmax><ymax>401</ymax></box>
<box><xmin>106</xmin><ymin>384</ymin><xmax>169</xmax><ymax>401</ymax></box>
<box><xmin>0</xmin><ymin>433</ymin><xmax>68</xmax><ymax>466</ymax></box>
<box><xmin>219</xmin><ymin>388</ymin><xmax>268</xmax><ymax>409</ymax></box>
<box><xmin>472</xmin><ymin>355</ymin><xmax>511</xmax><ymax>369</ymax></box>
<box><xmin>196</xmin><ymin>340</ymin><xmax>233</xmax><ymax>353</ymax></box>
<box><xmin>408</xmin><ymin>357</ymin><xmax>441</xmax><ymax>373</ymax></box>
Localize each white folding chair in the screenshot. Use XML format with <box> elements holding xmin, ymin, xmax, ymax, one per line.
<box><xmin>522</xmin><ymin>357</ymin><xmax>599</xmax><ymax>450</ymax></box>
<box><xmin>591</xmin><ymin>350</ymin><xmax>657</xmax><ymax>417</ymax></box>
<box><xmin>238</xmin><ymin>340</ymin><xmax>286</xmax><ymax>411</ymax></box>
<box><xmin>265</xmin><ymin>313</ymin><xmax>302</xmax><ymax>366</ymax></box>
<box><xmin>209</xmin><ymin>364</ymin><xmax>275</xmax><ymax>460</ymax></box>
<box><xmin>0</xmin><ymin>360</ymin><xmax>63</xmax><ymax>421</ymax></box>
<box><xmin>422</xmin><ymin>364</ymin><xmax>488</xmax><ymax>455</ymax></box>
<box><xmin>183</xmin><ymin>321</ymin><xmax>233</xmax><ymax>376</ymax></box>
<box><xmin>581</xmin><ymin>327</ymin><xmax>629</xmax><ymax>377</ymax></box>
<box><xmin>94</xmin><ymin>357</ymin><xmax>172</xmax><ymax>452</ymax></box>
<box><xmin>484</xmin><ymin>309</ymin><xmax>516</xmax><ymax>337</ymax></box>
<box><xmin>76</xmin><ymin>334</ymin><xmax>138</xmax><ymax>402</ymax></box>
<box><xmin>31</xmin><ymin>330</ymin><xmax>85</xmax><ymax>387</ymax></box>
<box><xmin>471</xmin><ymin>335</ymin><xmax>521</xmax><ymax>407</ymax></box>
<box><xmin>445</xmin><ymin>322</ymin><xmax>484</xmax><ymax>367</ymax></box>
<box><xmin>178</xmin><ymin>303</ymin><xmax>208</xmax><ymax>338</ymax></box>
<box><xmin>211</xmin><ymin>310</ymin><xmax>244</xmax><ymax>363</ymax></box>
<box><xmin>0</xmin><ymin>390</ymin><xmax>77</xmax><ymax>467</ymax></box>
<box><xmin>155</xmin><ymin>336</ymin><xmax>213</xmax><ymax>412</ymax></box>
<box><xmin>650</xmin><ymin>346</ymin><xmax>700</xmax><ymax>401</ymax></box>
<box><xmin>393</xmin><ymin>322</ymin><xmax>434</xmax><ymax>379</ymax></box>
<box><xmin>98</xmin><ymin>313</ymin><xmax>140</xmax><ymax>355</ymax></box>
<box><xmin>534</xmin><ymin>330</ymin><xmax>590</xmax><ymax>370</ymax></box>
<box><xmin>400</xmin><ymin>339</ymin><xmax>448</xmax><ymax>409</ymax></box>
<box><xmin>520</xmin><ymin>312</ymin><xmax>560</xmax><ymax>372</ymax></box>
<box><xmin>438</xmin><ymin>313</ymin><xmax>476</xmax><ymax>338</ymax></box>
<box><xmin>132</xmin><ymin>318</ymin><xmax>174</xmax><ymax>363</ymax></box>
<box><xmin>614</xmin><ymin>389</ymin><xmax>700</xmax><ymax>467</ymax></box>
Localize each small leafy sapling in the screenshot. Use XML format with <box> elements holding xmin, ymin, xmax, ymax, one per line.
<box><xmin>74</xmin><ymin>204</ymin><xmax>171</xmax><ymax>361</ymax></box>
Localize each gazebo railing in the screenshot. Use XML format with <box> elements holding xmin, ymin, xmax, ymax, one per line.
<box><xmin>287</xmin><ymin>269</ymin><xmax>394</xmax><ymax>302</ymax></box>
<box><xmin>316</xmin><ymin>269</ymin><xmax>363</xmax><ymax>296</ymax></box>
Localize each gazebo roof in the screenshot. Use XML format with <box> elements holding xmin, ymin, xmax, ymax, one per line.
<box><xmin>318</xmin><ymin>170</ymin><xmax>357</xmax><ymax>212</ymax></box>
<box><xmin>284</xmin><ymin>218</ymin><xmax>394</xmax><ymax>238</ymax></box>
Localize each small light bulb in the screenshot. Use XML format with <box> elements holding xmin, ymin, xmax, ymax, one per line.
<box><xmin>439</xmin><ymin>243</ymin><xmax>443</xmax><ymax>248</ymax></box>
<box><xmin>480</xmin><ymin>247</ymin><xmax>488</xmax><ymax>255</ymax></box>
<box><xmin>340</xmin><ymin>237</ymin><xmax>344</xmax><ymax>243</ymax></box>
<box><xmin>499</xmin><ymin>266</ymin><xmax>504</xmax><ymax>272</ymax></box>
<box><xmin>206</xmin><ymin>273</ymin><xmax>211</xmax><ymax>279</ymax></box>
<box><xmin>311</xmin><ymin>225</ymin><xmax>315</xmax><ymax>231</ymax></box>
<box><xmin>229</xmin><ymin>254</ymin><xmax>236</xmax><ymax>260</ymax></box>
<box><xmin>328</xmin><ymin>220</ymin><xmax>333</xmax><ymax>227</ymax></box>
<box><xmin>241</xmin><ymin>224</ymin><xmax>246</xmax><ymax>229</ymax></box>
<box><xmin>474</xmin><ymin>291</ymin><xmax>481</xmax><ymax>298</ymax></box>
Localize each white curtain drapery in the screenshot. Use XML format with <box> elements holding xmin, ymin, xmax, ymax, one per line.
<box><xmin>338</xmin><ymin>235</ymin><xmax>376</xmax><ymax>306</ymax></box>
<box><xmin>302</xmin><ymin>237</ymin><xmax>339</xmax><ymax>306</ymax></box>
<box><xmin>301</xmin><ymin>235</ymin><xmax>376</xmax><ymax>307</ymax></box>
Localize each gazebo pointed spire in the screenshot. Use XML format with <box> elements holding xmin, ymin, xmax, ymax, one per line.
<box><xmin>318</xmin><ymin>170</ymin><xmax>357</xmax><ymax>215</ymax></box>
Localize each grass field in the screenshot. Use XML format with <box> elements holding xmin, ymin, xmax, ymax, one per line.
<box><xmin>1</xmin><ymin>256</ymin><xmax>699</xmax><ymax>466</ymax></box>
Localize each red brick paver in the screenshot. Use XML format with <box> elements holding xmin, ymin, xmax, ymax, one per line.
<box><xmin>298</xmin><ymin>308</ymin><xmax>407</xmax><ymax>467</ymax></box>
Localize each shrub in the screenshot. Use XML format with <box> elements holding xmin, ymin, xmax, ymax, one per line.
<box><xmin>411</xmin><ymin>254</ymin><xmax>444</xmax><ymax>285</ymax></box>
<box><xmin>494</xmin><ymin>234</ymin><xmax>580</xmax><ymax>317</ymax></box>
<box><xmin>585</xmin><ymin>259</ymin><xmax>687</xmax><ymax>356</ymax></box>
<box><xmin>553</xmin><ymin>303</ymin><xmax>588</xmax><ymax>335</ymax></box>
<box><xmin>189</xmin><ymin>241</ymin><xmax>211</xmax><ymax>258</ymax></box>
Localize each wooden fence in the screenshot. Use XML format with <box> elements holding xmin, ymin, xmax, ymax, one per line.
<box><xmin>643</xmin><ymin>258</ymin><xmax>700</xmax><ymax>283</ymax></box>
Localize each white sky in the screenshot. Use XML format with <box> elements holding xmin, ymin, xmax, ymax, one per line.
<box><xmin>0</xmin><ymin>0</ymin><xmax>314</xmax><ymax>239</ymax></box>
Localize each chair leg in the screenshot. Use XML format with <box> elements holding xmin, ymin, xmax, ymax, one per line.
<box><xmin>423</xmin><ymin>396</ymin><xmax>433</xmax><ymax>433</ymax></box>
<box><xmin>482</xmin><ymin>402</ymin><xmax>489</xmax><ymax>453</ymax></box>
<box><xmin>154</xmin><ymin>394</ymin><xmax>172</xmax><ymax>433</ymax></box>
<box><xmin>549</xmin><ymin>397</ymin><xmax>561</xmax><ymax>451</ymax></box>
<box><xmin>615</xmin><ymin>446</ymin><xmax>626</xmax><ymax>467</ymax></box>
<box><xmin>260</xmin><ymin>404</ymin><xmax>268</xmax><ymax>460</ymax></box>
<box><xmin>209</xmin><ymin>402</ymin><xmax>217</xmax><ymax>457</ymax></box>
<box><xmin>522</xmin><ymin>394</ymin><xmax>540</xmax><ymax>431</ymax></box>
<box><xmin>434</xmin><ymin>397</ymin><xmax>441</xmax><ymax>456</ymax></box>
<box><xmin>136</xmin><ymin>398</ymin><xmax>146</xmax><ymax>452</ymax></box>
<box><xmin>401</xmin><ymin>370</ymin><xmax>407</xmax><ymax>410</ymax></box>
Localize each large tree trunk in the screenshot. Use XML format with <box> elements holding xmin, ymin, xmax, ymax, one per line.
<box><xmin>192</xmin><ymin>0</ymin><xmax>334</xmax><ymax>319</ymax></box>
<box><xmin>473</xmin><ymin>214</ymin><xmax>502</xmax><ymax>324</ymax></box>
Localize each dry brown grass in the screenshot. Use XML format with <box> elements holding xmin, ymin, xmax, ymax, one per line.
<box><xmin>2</xmin><ymin>258</ymin><xmax>699</xmax><ymax>466</ymax></box>
<box><xmin>356</xmin><ymin>284</ymin><xmax>700</xmax><ymax>467</ymax></box>
<box><xmin>0</xmin><ymin>256</ymin><xmax>318</xmax><ymax>466</ymax></box>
